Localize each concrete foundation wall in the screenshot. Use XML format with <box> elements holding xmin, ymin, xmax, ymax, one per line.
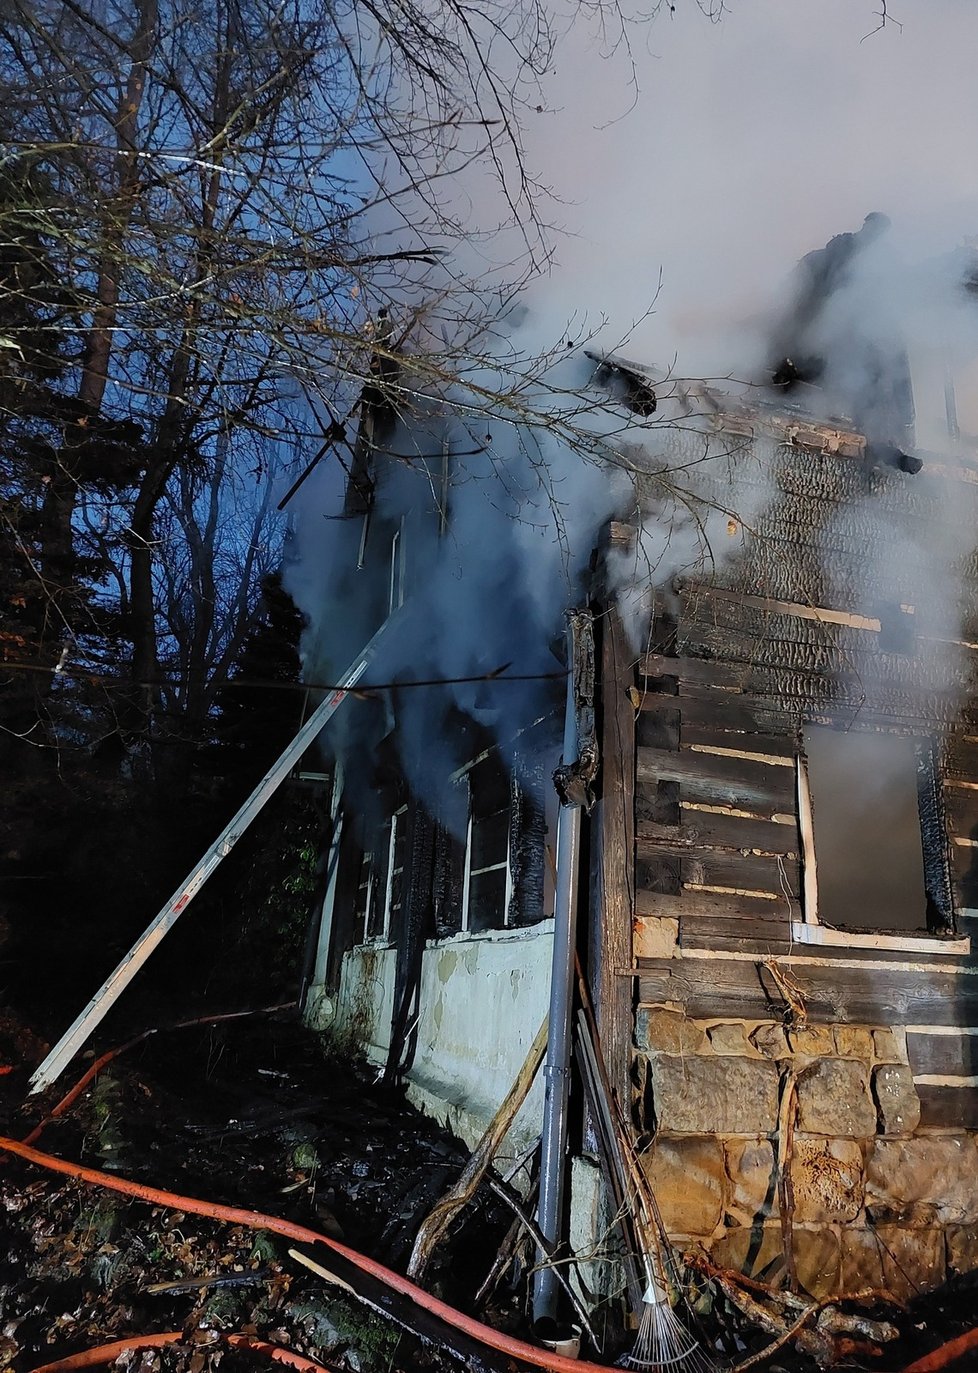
<box><xmin>319</xmin><ymin>921</ymin><xmax>554</xmax><ymax>1156</ymax></box>
<box><xmin>635</xmin><ymin>1006</ymin><xmax>978</xmax><ymax>1299</ymax></box>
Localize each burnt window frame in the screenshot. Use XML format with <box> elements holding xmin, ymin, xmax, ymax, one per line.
<box><xmin>444</xmin><ymin>747</ymin><xmax>551</xmax><ymax>937</ymax></box>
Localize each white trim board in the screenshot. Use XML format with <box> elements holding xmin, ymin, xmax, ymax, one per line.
<box><xmin>789</xmin><ymin>920</ymin><xmax>971</xmax><ymax>957</ymax></box>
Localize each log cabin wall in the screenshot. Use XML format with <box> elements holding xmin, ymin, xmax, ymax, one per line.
<box><xmin>616</xmin><ymin>410</ymin><xmax>978</xmax><ymax>1301</ymax></box>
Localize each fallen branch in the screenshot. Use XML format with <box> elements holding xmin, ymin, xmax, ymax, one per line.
<box><xmin>407</xmin><ymin>1014</ymin><xmax>548</xmax><ymax>1280</ymax></box>
<box><xmin>0</xmin><ymin>1135</ymin><xmax>620</xmax><ymax>1373</ymax></box>
<box><xmin>697</xmin><ymin>1261</ymin><xmax>895</xmax><ymax>1366</ymax></box>
<box><xmin>29</xmin><ymin>1330</ymin><xmax>336</xmax><ymax>1373</ymax></box>
<box><xmin>900</xmin><ymin>1327</ymin><xmax>978</xmax><ymax>1372</ymax></box>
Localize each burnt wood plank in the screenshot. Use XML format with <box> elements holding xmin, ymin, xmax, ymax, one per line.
<box><xmin>636</xmin><ymin>955</ymin><xmax>832</xmax><ymax>1021</ymax></box>
<box><xmin>945</xmin><ymin>787</ymin><xmax>978</xmax><ymax>838</ymax></box>
<box><xmin>916</xmin><ymin>1083</ymin><xmax>978</xmax><ymax>1129</ymax></box>
<box><xmin>680</xmin><ymin>723</ymin><xmax>799</xmax><ymax>759</ymax></box>
<box><xmin>641</xmin><ymin>654</ymin><xmax>753</xmax><ymax>690</ymax></box>
<box><xmin>637</xmin><ymin>690</ymin><xmax>797</xmax><ymax>736</ymax></box>
<box><xmin>636</xmin><ymin>843</ymin><xmax>801</xmax><ymax>900</ymax></box>
<box><xmin>637</xmin><ymin>745</ymin><xmax>796</xmax><ymax>817</ymax></box>
<box><xmin>635</xmin><ymin>888</ymin><xmax>790</xmax><ymax>923</ymax></box>
<box><xmin>672</xmin><ymin>924</ymin><xmax>965</xmax><ymax>966</ymax></box>
<box><xmin>636</xmin><ymin>815</ymin><xmax>799</xmax><ymax>856</ymax></box>
<box><xmin>591</xmin><ymin>602</ymin><xmax>636</xmax><ymax>1109</ymax></box>
<box><xmin>945</xmin><ymin>736</ymin><xmax>978</xmax><ymax>782</ymax></box>
<box><xmin>637</xmin><ymin>955</ymin><xmax>978</xmax><ymax>1026</ymax></box>
<box><xmin>907</xmin><ymin>1031</ymin><xmax>978</xmax><ymax>1079</ymax></box>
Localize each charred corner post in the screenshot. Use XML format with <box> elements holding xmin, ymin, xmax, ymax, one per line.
<box><xmin>533</xmin><ymin>607</ymin><xmax>596</xmax><ymax>1328</ymax></box>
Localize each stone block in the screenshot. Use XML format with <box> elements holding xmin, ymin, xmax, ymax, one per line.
<box><xmin>834</xmin><ymin>1025</ymin><xmax>874</xmax><ymax>1059</ymax></box>
<box><xmin>641</xmin><ymin>1135</ymin><xmax>724</xmax><ymax>1236</ymax></box>
<box><xmin>634</xmin><ymin>915</ymin><xmax>679</xmax><ymax>961</ymax></box>
<box><xmin>866</xmin><ymin>1137</ymin><xmax>978</xmax><ymax>1224</ymax></box>
<box><xmin>873</xmin><ymin>1226</ymin><xmax>945</xmax><ymax>1302</ymax></box>
<box><xmin>710</xmin><ymin>1223</ymin><xmax>785</xmax><ymax>1283</ymax></box>
<box><xmin>790</xmin><ymin>1138</ymin><xmax>863</xmax><ymax>1223</ymax></box>
<box><xmin>839</xmin><ymin>1227</ymin><xmax>885</xmax><ymax>1293</ymax></box>
<box><xmin>788</xmin><ymin>1025</ymin><xmax>835</xmax><ymax>1058</ymax></box>
<box><xmin>873</xmin><ymin>1027</ymin><xmax>907</xmax><ymax>1063</ymax></box>
<box><xmin>649</xmin><ymin>1054</ymin><xmax>779</xmax><ymax>1135</ymax></box>
<box><xmin>707</xmin><ymin>1022</ymin><xmax>751</xmax><ymax>1056</ymax></box>
<box><xmin>872</xmin><ymin>1064</ymin><xmax>920</xmax><ymax>1136</ymax></box>
<box><xmin>724</xmin><ymin>1138</ymin><xmax>778</xmax><ymax>1226</ymax></box>
<box><xmin>750</xmin><ymin>1023</ymin><xmax>790</xmax><ymax>1060</ymax></box>
<box><xmin>793</xmin><ymin>1225</ymin><xmax>841</xmax><ymax>1300</ymax></box>
<box><xmin>947</xmin><ymin>1226</ymin><xmax>978</xmax><ymax>1275</ymax></box>
<box><xmin>569</xmin><ymin>1156</ymin><xmax>610</xmax><ymax>1303</ymax></box>
<box><xmin>635</xmin><ymin>1007</ymin><xmax>706</xmax><ymax>1055</ymax></box>
<box><xmin>796</xmin><ymin>1059</ymin><xmax>876</xmax><ymax>1137</ymax></box>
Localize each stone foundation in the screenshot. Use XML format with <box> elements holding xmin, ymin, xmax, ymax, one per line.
<box><xmin>635</xmin><ymin>1008</ymin><xmax>978</xmax><ymax>1299</ymax></box>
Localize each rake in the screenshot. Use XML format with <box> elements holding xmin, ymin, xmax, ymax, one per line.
<box><xmin>573</xmin><ymin>964</ymin><xmax>718</xmax><ymax>1373</ymax></box>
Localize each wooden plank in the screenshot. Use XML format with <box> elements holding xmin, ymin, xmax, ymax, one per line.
<box><xmin>675</xmin><ymin>911</ymin><xmax>793</xmax><ymax>948</ymax></box>
<box><xmin>636</xmin><ymin>815</ymin><xmax>799</xmax><ymax>856</ymax></box>
<box><xmin>636</xmin><ymin>843</ymin><xmax>800</xmax><ymax>900</ymax></box>
<box><xmin>638</xmin><ymin>954</ymin><xmax>978</xmax><ymax>1026</ymax></box>
<box><xmin>636</xmin><ymin>954</ymin><xmax>832</xmax><ymax>1021</ymax></box>
<box><xmin>945</xmin><ymin>735</ymin><xmax>978</xmax><ymax>781</ymax></box>
<box><xmin>637</xmin><ymin>745</ymin><xmax>796</xmax><ymax>817</ymax></box>
<box><xmin>680</xmin><ymin>582</ymin><xmax>883</xmax><ymax>633</ymax></box>
<box><xmin>634</xmin><ymin>888</ymin><xmax>788</xmax><ymax>923</ymax></box>
<box><xmin>636</xmin><ymin>690</ymin><xmax>796</xmax><ymax>736</ymax></box>
<box><xmin>916</xmin><ymin>1083</ymin><xmax>978</xmax><ymax>1129</ymax></box>
<box><xmin>672</xmin><ymin>922</ymin><xmax>963</xmax><ymax>965</ymax></box>
<box><xmin>640</xmin><ymin>653</ymin><xmax>752</xmax><ymax>690</ymax></box>
<box><xmin>590</xmin><ymin>602</ymin><xmax>635</xmax><ymax>1109</ymax></box>
<box><xmin>944</xmin><ymin>787</ymin><xmax>978</xmax><ymax>837</ymax></box>
<box><xmin>907</xmin><ymin>1031</ymin><xmax>978</xmax><ymax>1080</ymax></box>
<box><xmin>680</xmin><ymin>723</ymin><xmax>799</xmax><ymax>759</ymax></box>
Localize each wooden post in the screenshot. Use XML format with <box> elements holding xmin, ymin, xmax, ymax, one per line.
<box><xmin>591</xmin><ymin>597</ymin><xmax>637</xmax><ymax>1114</ymax></box>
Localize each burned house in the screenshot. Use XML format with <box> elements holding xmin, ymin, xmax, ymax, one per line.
<box><xmin>303</xmin><ymin>234</ymin><xmax>978</xmax><ymax>1308</ymax></box>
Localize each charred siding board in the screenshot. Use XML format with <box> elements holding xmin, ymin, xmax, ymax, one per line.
<box><xmin>636</xmin><ymin>746</ymin><xmax>795</xmax><ymax>817</ymax></box>
<box><xmin>906</xmin><ymin>1031</ymin><xmax>978</xmax><ymax>1079</ymax></box>
<box><xmin>637</xmin><ymin>955</ymin><xmax>978</xmax><ymax>1027</ymax></box>
<box><xmin>916</xmin><ymin>1085</ymin><xmax>978</xmax><ymax>1130</ymax></box>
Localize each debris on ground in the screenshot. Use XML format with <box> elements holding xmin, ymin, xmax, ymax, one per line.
<box><xmin>2</xmin><ymin>1007</ymin><xmax>978</xmax><ymax>1373</ymax></box>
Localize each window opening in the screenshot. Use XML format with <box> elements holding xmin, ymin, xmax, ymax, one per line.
<box><xmin>799</xmin><ymin>725</ymin><xmax>949</xmax><ymax>935</ymax></box>
<box><xmin>382</xmin><ymin>806</ymin><xmax>407</xmax><ymax>940</ymax></box>
<box><xmin>462</xmin><ymin>755</ymin><xmax>513</xmax><ymax>933</ymax></box>
<box><xmin>354</xmin><ymin>850</ymin><xmax>375</xmax><ymax>942</ymax></box>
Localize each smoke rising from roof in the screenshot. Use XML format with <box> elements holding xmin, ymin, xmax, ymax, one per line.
<box><xmin>285</xmin><ymin>1</ymin><xmax>978</xmax><ymax>819</ymax></box>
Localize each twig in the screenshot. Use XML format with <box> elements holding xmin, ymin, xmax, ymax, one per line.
<box><xmin>485</xmin><ymin>1174</ymin><xmax>598</xmax><ymax>1346</ymax></box>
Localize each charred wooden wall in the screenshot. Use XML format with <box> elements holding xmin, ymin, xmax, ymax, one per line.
<box><xmin>609</xmin><ymin>420</ymin><xmax>978</xmax><ymax>1300</ymax></box>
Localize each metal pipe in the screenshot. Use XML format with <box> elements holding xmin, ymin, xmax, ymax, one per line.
<box><xmin>533</xmin><ymin>612</ymin><xmax>587</xmax><ymax>1326</ymax></box>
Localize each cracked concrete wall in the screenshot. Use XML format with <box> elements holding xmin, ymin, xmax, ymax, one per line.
<box><xmin>635</xmin><ymin>1006</ymin><xmax>978</xmax><ymax>1300</ymax></box>
<box><xmin>332</xmin><ymin>923</ymin><xmax>554</xmax><ymax>1156</ymax></box>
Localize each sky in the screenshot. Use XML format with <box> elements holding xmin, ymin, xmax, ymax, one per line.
<box><xmin>497</xmin><ymin>0</ymin><xmax>978</xmax><ymax>377</ymax></box>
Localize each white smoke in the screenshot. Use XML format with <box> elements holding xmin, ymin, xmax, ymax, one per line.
<box><xmin>284</xmin><ymin>0</ymin><xmax>978</xmax><ymax>809</ymax></box>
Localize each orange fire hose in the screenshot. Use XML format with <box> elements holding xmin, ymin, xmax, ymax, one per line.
<box><xmin>900</xmin><ymin>1327</ymin><xmax>978</xmax><ymax>1372</ymax></box>
<box><xmin>0</xmin><ymin>1135</ymin><xmax>617</xmax><ymax>1373</ymax></box>
<box><xmin>29</xmin><ymin>1330</ymin><xmax>337</xmax><ymax>1373</ymax></box>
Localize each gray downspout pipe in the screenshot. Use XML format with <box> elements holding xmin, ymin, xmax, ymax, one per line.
<box><xmin>533</xmin><ymin>612</ymin><xmax>588</xmax><ymax>1326</ymax></box>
